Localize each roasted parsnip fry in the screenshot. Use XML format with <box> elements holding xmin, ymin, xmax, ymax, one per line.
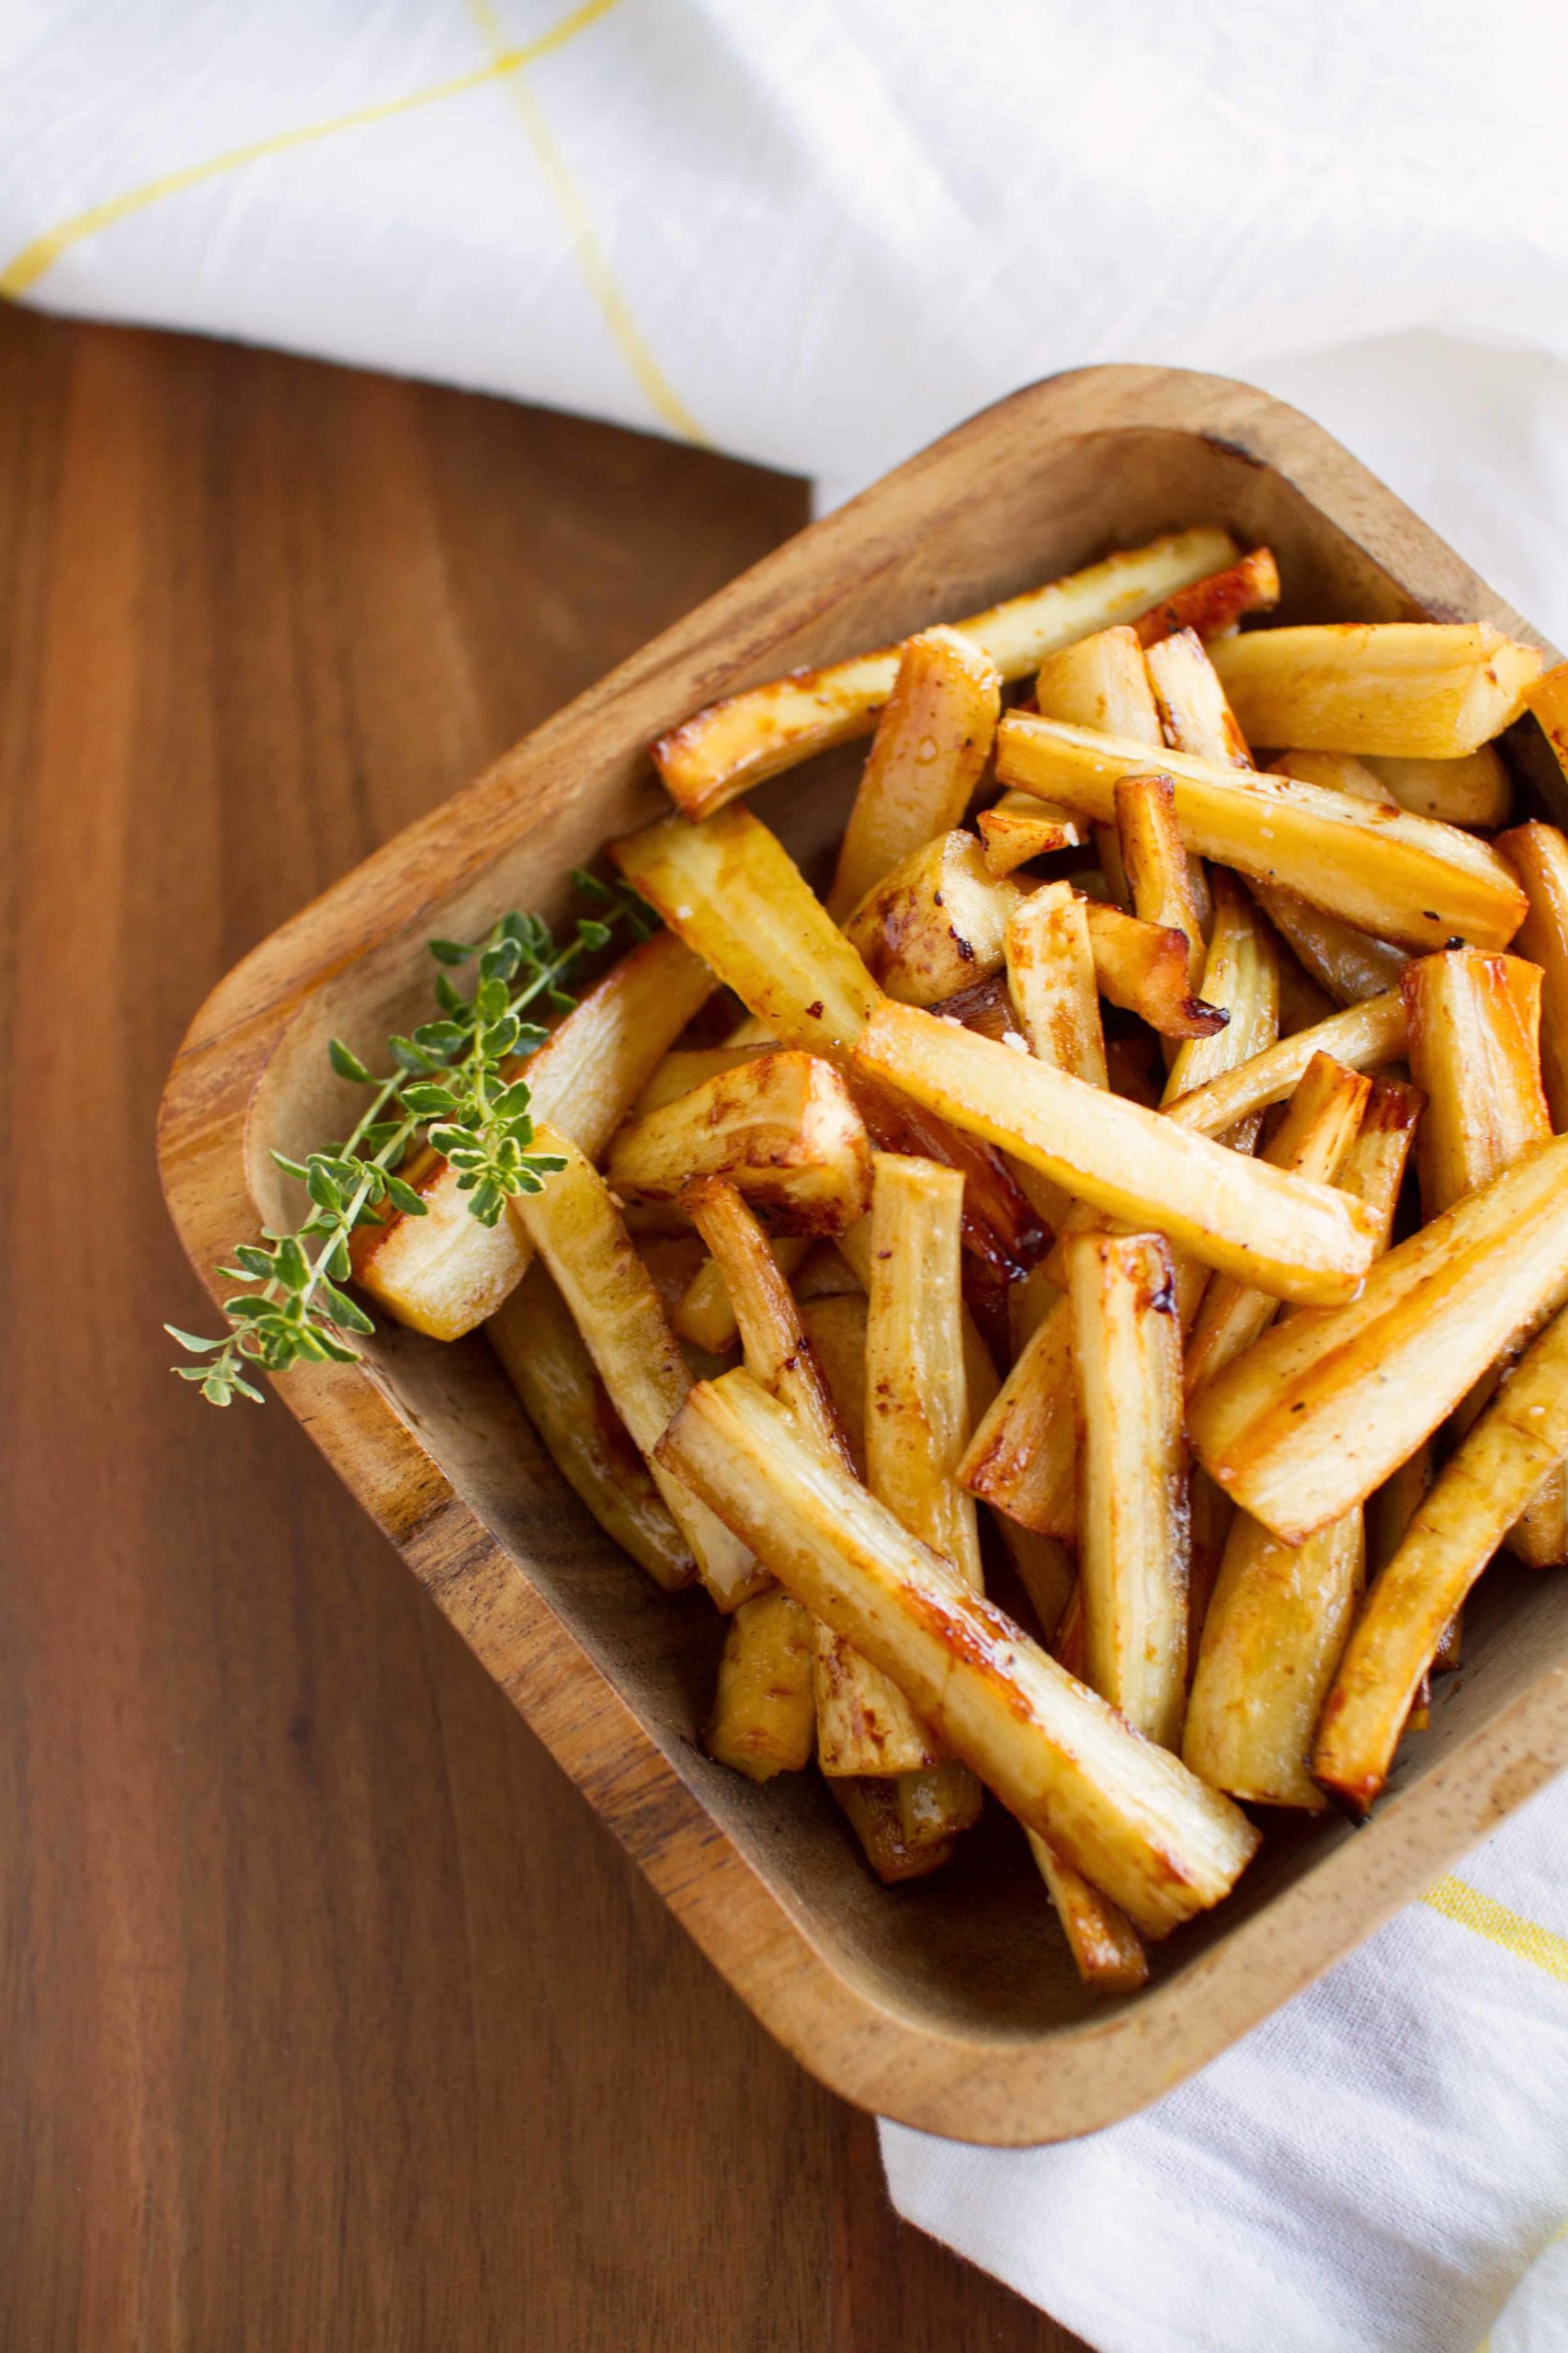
<box><xmin>855</xmin><ymin>1004</ymin><xmax>1374</xmax><ymax>1304</ymax></box>
<box><xmin>866</xmin><ymin>1157</ymin><xmax>983</xmax><ymax>1586</ymax></box>
<box><xmin>1006</xmin><ymin>883</ymin><xmax>1108</xmax><ymax>1088</ymax></box>
<box><xmin>1145</xmin><ymin>627</ymin><xmax>1252</xmax><ymax>768</ymax></box>
<box><xmin>514</xmin><ymin>1127</ymin><xmax>765</xmax><ymax>1609</ymax></box>
<box><xmin>685</xmin><ymin>1175</ymin><xmax>931</xmax><ymax>1779</ymax></box>
<box><xmin>1403</xmin><ymin>948</ymin><xmax>1562</xmax><ymax>1565</ymax></box>
<box><xmin>613</xmin><ymin>805</ymin><xmax>883</xmax><ymax>1055</ymax></box>
<box><xmin>828</xmin><ymin>1777</ymin><xmax>954</xmax><ymax>1884</ymax></box>
<box><xmin>357</xmin><ymin>928</ymin><xmax>713</xmax><ymax>1340</ymax></box>
<box><xmin>488</xmin><ymin>1262</ymin><xmax>696</xmax><ymax>1592</ymax></box>
<box><xmin>1247</xmin><ymin>881</ymin><xmax>1407</xmax><ymax>1007</ymax></box>
<box><xmin>1184</xmin><ymin>1507</ymin><xmax>1364</xmax><ymax>1810</ymax></box>
<box><xmin>1115</xmin><ymin>772</ymin><xmax>1207</xmax><ymax>988</ymax></box>
<box><xmin>653</xmin><ymin>529</ymin><xmax>1237</xmax><ymax>816</ymax></box>
<box><xmin>1189</xmin><ymin>1133</ymin><xmax>1568</xmax><ymax>1543</ymax></box>
<box><xmin>1028</xmin><ymin>1834</ymin><xmax>1150</xmax><ymax>1993</ymax></box>
<box><xmin>995</xmin><ymin>716</ymin><xmax>1528</xmax><ymax>951</ymax></box>
<box><xmin>897</xmin><ymin>1762</ymin><xmax>983</xmax><ymax>1849</ymax></box>
<box><xmin>1035</xmin><ymin>623</ymin><xmax>1165</xmax><ymax>915</ymax></box>
<box><xmin>1363</xmin><ymin>749</ymin><xmax>1513</xmax><ymax>830</ymax></box>
<box><xmin>1080</xmin><ymin>900</ymin><xmax>1229</xmax><ymax>1040</ymax></box>
<box><xmin>844</xmin><ymin>829</ymin><xmax>1019</xmax><ymax>1005</ymax></box>
<box><xmin>798</xmin><ymin>1292</ymin><xmax>869</xmax><ymax>1472</ymax></box>
<box><xmin>977</xmin><ymin>790</ymin><xmax>1088</xmax><ymax>875</ymax></box>
<box><xmin>958</xmin><ymin>1290</ymin><xmax>1077</xmax><ymax>1540</ymax></box>
<box><xmin>1035</xmin><ymin>623</ymin><xmax>1164</xmax><ymax>742</ymax></box>
<box><xmin>1368</xmin><ymin>1442</ymin><xmax>1433</xmax><ymax>1580</ymax></box>
<box><xmin>850</xmin><ymin>1068</ymin><xmax>1046</xmax><ymax>1295</ymax></box>
<box><xmin>1403</xmin><ymin>950</ymin><xmax>1550</xmax><ymax>1222</ymax></box>
<box><xmin>608</xmin><ymin>1051</ymin><xmax>872</xmax><ymax>1235</ymax></box>
<box><xmin>682</xmin><ymin>1179</ymin><xmax>853</xmax><ymax>1464</ymax></box>
<box><xmin>671</xmin><ymin>1234</ymin><xmax>812</xmax><ymax>1353</ymax></box>
<box><xmin>865</xmin><ymin>1155</ymin><xmax>984</xmax><ymax>1826</ymax></box>
<box><xmin>1330</xmin><ymin>1073</ymin><xmax>1425</xmax><ymax>1244</ymax></box>
<box><xmin>1133</xmin><ymin>545</ymin><xmax>1280</xmax><ymax>647</ymax></box>
<box><xmin>632</xmin><ymin>1044</ymin><xmax>777</xmax><ymax>1120</ymax></box>
<box><xmin>1313</xmin><ymin>1300</ymin><xmax>1568</xmax><ymax>1813</ymax></box>
<box><xmin>1275</xmin><ymin>954</ymin><xmax>1336</xmax><ymax>1038</ymax></box>
<box><xmin>1163</xmin><ymin>990</ymin><xmax>1409</xmax><ymax>1139</ymax></box>
<box><xmin>827</xmin><ymin>627</ymin><xmax>1001</xmax><ymax>919</ymax></box>
<box><xmin>1497</xmin><ymin>821</ymin><xmax>1568</xmax><ymax>1128</ymax></box>
<box><xmin>706</xmin><ymin>1589</ymin><xmax>816</xmax><ymax>1780</ymax></box>
<box><xmin>1184</xmin><ymin>1053</ymin><xmax>1372</xmax><ymax>1396</ymax></box>
<box><xmin>1163</xmin><ymin>868</ymin><xmax>1278</xmax><ymax>1107</ymax></box>
<box><xmin>657</xmin><ymin>1370</ymin><xmax>1259</xmax><ymax>1935</ymax></box>
<box><xmin>1210</xmin><ymin>622</ymin><xmax>1542</xmax><ymax>758</ymax></box>
<box><xmin>1065</xmin><ymin>1232</ymin><xmax>1189</xmax><ymax>1750</ymax></box>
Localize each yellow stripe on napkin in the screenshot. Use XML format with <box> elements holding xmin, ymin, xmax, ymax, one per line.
<box><xmin>1423</xmin><ymin>1876</ymin><xmax>1568</xmax><ymax>1987</ymax></box>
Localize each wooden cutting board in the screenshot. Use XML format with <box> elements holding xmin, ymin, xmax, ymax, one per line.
<box><xmin>0</xmin><ymin>299</ymin><xmax>1080</xmax><ymax>2352</ymax></box>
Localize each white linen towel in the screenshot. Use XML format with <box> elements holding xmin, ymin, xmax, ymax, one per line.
<box><xmin>7</xmin><ymin>6</ymin><xmax>1568</xmax><ymax>2344</ymax></box>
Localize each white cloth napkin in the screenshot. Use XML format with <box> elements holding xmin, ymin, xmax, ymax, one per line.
<box><xmin>9</xmin><ymin>6</ymin><xmax>1568</xmax><ymax>2344</ymax></box>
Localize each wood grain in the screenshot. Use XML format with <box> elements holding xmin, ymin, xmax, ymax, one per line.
<box><xmin>0</xmin><ymin>302</ymin><xmax>1074</xmax><ymax>2351</ymax></box>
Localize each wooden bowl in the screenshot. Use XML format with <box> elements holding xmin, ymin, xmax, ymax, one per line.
<box><xmin>158</xmin><ymin>365</ymin><xmax>1568</xmax><ymax>2146</ymax></box>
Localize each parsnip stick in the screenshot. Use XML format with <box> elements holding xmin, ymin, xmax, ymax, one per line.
<box><xmin>1079</xmin><ymin>900</ymin><xmax>1230</xmax><ymax>1040</ymax></box>
<box><xmin>488</xmin><ymin>1262</ymin><xmax>696</xmax><ymax>1592</ymax></box>
<box><xmin>1035</xmin><ymin>624</ymin><xmax>1164</xmax><ymax>741</ymax></box>
<box><xmin>978</xmin><ymin>790</ymin><xmax>1088</xmax><ymax>876</ymax></box>
<box><xmin>1184</xmin><ymin>1053</ymin><xmax>1372</xmax><ymax>1396</ymax></box>
<box><xmin>827</xmin><ymin>627</ymin><xmax>1001</xmax><ymax>919</ymax></box>
<box><xmin>844</xmin><ymin>830</ymin><xmax>1019</xmax><ymax>1004</ymax></box>
<box><xmin>1028</xmin><ymin>1834</ymin><xmax>1150</xmax><ymax>1992</ymax></box>
<box><xmin>1145</xmin><ymin>627</ymin><xmax>1253</xmax><ymax>768</ymax></box>
<box><xmin>1523</xmin><ymin>663</ymin><xmax>1568</xmax><ymax>790</ymax></box>
<box><xmin>1133</xmin><ymin>545</ymin><xmax>1280</xmax><ymax>646</ymax></box>
<box><xmin>1403</xmin><ymin>948</ymin><xmax>1562</xmax><ymax>1565</ymax></box>
<box><xmin>1189</xmin><ymin>1133</ymin><xmax>1568</xmax><ymax>1543</ymax></box>
<box><xmin>1162</xmin><ymin>869</ymin><xmax>1278</xmax><ymax>1108</ymax></box>
<box><xmin>865</xmin><ymin>1155</ymin><xmax>985</xmax><ymax>1828</ymax></box>
<box><xmin>855</xmin><ymin>1004</ymin><xmax>1373</xmax><ymax>1303</ymax></box>
<box><xmin>1210</xmin><ymin>622</ymin><xmax>1542</xmax><ymax>758</ymax></box>
<box><xmin>358</xmin><ymin>928</ymin><xmax>713</xmax><ymax>1339</ymax></box>
<box><xmin>657</xmin><ymin>1370</ymin><xmax>1260</xmax><ymax>1935</ymax></box>
<box><xmin>1497</xmin><ymin>821</ymin><xmax>1568</xmax><ymax>1128</ymax></box>
<box><xmin>1313</xmin><ymin>1300</ymin><xmax>1568</xmax><ymax>1813</ymax></box>
<box><xmin>828</xmin><ymin>1777</ymin><xmax>954</xmax><ymax>1884</ymax></box>
<box><xmin>1163</xmin><ymin>991</ymin><xmax>1409</xmax><ymax>1139</ymax></box>
<box><xmin>1184</xmin><ymin>1508</ymin><xmax>1365</xmax><ymax>1810</ymax></box>
<box><xmin>1363</xmin><ymin>749</ymin><xmax>1513</xmax><ymax>829</ymax></box>
<box><xmin>1115</xmin><ymin>772</ymin><xmax>1207</xmax><ymax>988</ymax></box>
<box><xmin>608</xmin><ymin>1050</ymin><xmax>872</xmax><ymax>1235</ymax></box>
<box><xmin>1328</xmin><ymin>1073</ymin><xmax>1426</xmax><ymax>1245</ymax></box>
<box><xmin>514</xmin><ymin>1127</ymin><xmax>766</xmax><ymax>1609</ymax></box>
<box><xmin>1403</xmin><ymin>950</ymin><xmax>1550</xmax><ymax>1222</ymax></box>
<box><xmin>706</xmin><ymin>1590</ymin><xmax>817</xmax><ymax>1780</ymax></box>
<box><xmin>653</xmin><ymin>529</ymin><xmax>1237</xmax><ymax>817</ymax></box>
<box><xmin>1065</xmin><ymin>1232</ymin><xmax>1189</xmax><ymax>1749</ymax></box>
<box><xmin>685</xmin><ymin>1175</ymin><xmax>932</xmax><ymax>1779</ymax></box>
<box><xmin>1247</xmin><ymin>881</ymin><xmax>1407</xmax><ymax>1008</ymax></box>
<box><xmin>958</xmin><ymin>1291</ymin><xmax>1077</xmax><ymax>1539</ymax></box>
<box><xmin>995</xmin><ymin>716</ymin><xmax>1528</xmax><ymax>951</ymax></box>
<box><xmin>613</xmin><ymin>805</ymin><xmax>883</xmax><ymax>1055</ymax></box>
<box><xmin>1006</xmin><ymin>884</ymin><xmax>1108</xmax><ymax>1088</ymax></box>
<box><xmin>672</xmin><ymin>1234</ymin><xmax>812</xmax><ymax>1353</ymax></box>
<box><xmin>1267</xmin><ymin>748</ymin><xmax>1387</xmax><ymax>801</ymax></box>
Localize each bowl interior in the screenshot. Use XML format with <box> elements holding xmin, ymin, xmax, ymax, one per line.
<box><xmin>246</xmin><ymin>415</ymin><xmax>1568</xmax><ymax>2049</ymax></box>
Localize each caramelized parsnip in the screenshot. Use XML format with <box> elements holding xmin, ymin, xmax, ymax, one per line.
<box><xmin>1497</xmin><ymin>821</ymin><xmax>1568</xmax><ymax>1129</ymax></box>
<box><xmin>608</xmin><ymin>1051</ymin><xmax>872</xmax><ymax>1235</ymax></box>
<box><xmin>827</xmin><ymin>627</ymin><xmax>1001</xmax><ymax>918</ymax></box>
<box><xmin>1210</xmin><ymin>622</ymin><xmax>1542</xmax><ymax>758</ymax></box>
<box><xmin>844</xmin><ymin>830</ymin><xmax>1018</xmax><ymax>1005</ymax></box>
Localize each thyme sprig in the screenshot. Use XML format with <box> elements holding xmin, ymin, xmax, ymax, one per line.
<box><xmin>168</xmin><ymin>871</ymin><xmax>651</xmax><ymax>1405</ymax></box>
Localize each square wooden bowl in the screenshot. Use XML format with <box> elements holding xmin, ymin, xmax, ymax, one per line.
<box><xmin>158</xmin><ymin>365</ymin><xmax>1568</xmax><ymax>2146</ymax></box>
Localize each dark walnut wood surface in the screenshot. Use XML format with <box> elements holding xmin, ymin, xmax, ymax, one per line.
<box><xmin>0</xmin><ymin>301</ymin><xmax>1081</xmax><ymax>2352</ymax></box>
